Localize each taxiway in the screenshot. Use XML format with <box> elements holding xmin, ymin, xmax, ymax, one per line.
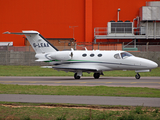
<box><xmin>0</xmin><ymin>94</ymin><xmax>160</xmax><ymax>107</ymax></box>
<box><xmin>0</xmin><ymin>76</ymin><xmax>160</xmax><ymax>88</ymax></box>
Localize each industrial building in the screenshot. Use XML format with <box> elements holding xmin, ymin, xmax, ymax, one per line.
<box><xmin>0</xmin><ymin>0</ymin><xmax>160</xmax><ymax>51</ymax></box>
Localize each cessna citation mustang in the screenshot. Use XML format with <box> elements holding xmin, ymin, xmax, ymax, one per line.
<box><xmin>4</xmin><ymin>31</ymin><xmax>158</xmax><ymax>79</ymax></box>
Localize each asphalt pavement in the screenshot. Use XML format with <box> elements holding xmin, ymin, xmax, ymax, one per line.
<box><xmin>0</xmin><ymin>94</ymin><xmax>160</xmax><ymax>107</ymax></box>
<box><xmin>0</xmin><ymin>76</ymin><xmax>160</xmax><ymax>88</ymax></box>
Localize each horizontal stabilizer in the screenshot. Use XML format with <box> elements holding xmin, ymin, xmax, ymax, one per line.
<box><xmin>3</xmin><ymin>31</ymin><xmax>39</xmax><ymax>35</ymax></box>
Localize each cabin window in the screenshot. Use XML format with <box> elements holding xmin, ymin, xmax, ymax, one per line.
<box><xmin>114</xmin><ymin>53</ymin><xmax>120</xmax><ymax>59</ymax></box>
<box><xmin>98</xmin><ymin>54</ymin><xmax>102</xmax><ymax>57</ymax></box>
<box><xmin>90</xmin><ymin>53</ymin><xmax>94</xmax><ymax>57</ymax></box>
<box><xmin>121</xmin><ymin>52</ymin><xmax>133</xmax><ymax>59</ymax></box>
<box><xmin>82</xmin><ymin>53</ymin><xmax>87</xmax><ymax>57</ymax></box>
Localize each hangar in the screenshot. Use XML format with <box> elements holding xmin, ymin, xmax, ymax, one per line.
<box><xmin>0</xmin><ymin>0</ymin><xmax>160</xmax><ymax>50</ymax></box>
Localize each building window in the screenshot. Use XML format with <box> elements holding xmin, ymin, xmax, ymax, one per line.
<box><xmin>82</xmin><ymin>53</ymin><xmax>87</xmax><ymax>57</ymax></box>
<box><xmin>98</xmin><ymin>54</ymin><xmax>102</xmax><ymax>57</ymax></box>
<box><xmin>90</xmin><ymin>54</ymin><xmax>94</xmax><ymax>57</ymax></box>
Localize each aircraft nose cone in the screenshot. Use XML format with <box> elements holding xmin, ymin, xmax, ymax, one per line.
<box><xmin>139</xmin><ymin>57</ymin><xmax>158</xmax><ymax>69</ymax></box>
<box><xmin>152</xmin><ymin>61</ymin><xmax>158</xmax><ymax>68</ymax></box>
<box><xmin>147</xmin><ymin>60</ymin><xmax>158</xmax><ymax>69</ymax></box>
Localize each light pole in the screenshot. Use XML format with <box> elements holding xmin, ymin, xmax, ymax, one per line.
<box><xmin>117</xmin><ymin>8</ymin><xmax>121</xmax><ymax>21</ymax></box>
<box><xmin>69</xmin><ymin>26</ymin><xmax>78</xmax><ymax>40</ymax></box>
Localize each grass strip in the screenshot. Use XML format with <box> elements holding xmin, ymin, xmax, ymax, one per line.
<box><xmin>0</xmin><ymin>65</ymin><xmax>160</xmax><ymax>76</ymax></box>
<box><xmin>0</xmin><ymin>102</ymin><xmax>160</xmax><ymax>120</ymax></box>
<box><xmin>0</xmin><ymin>84</ymin><xmax>160</xmax><ymax>97</ymax></box>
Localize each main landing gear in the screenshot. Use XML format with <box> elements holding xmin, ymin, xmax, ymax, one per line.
<box><xmin>93</xmin><ymin>73</ymin><xmax>100</xmax><ymax>79</ymax></box>
<box><xmin>135</xmin><ymin>73</ymin><xmax>140</xmax><ymax>79</ymax></box>
<box><xmin>74</xmin><ymin>73</ymin><xmax>81</xmax><ymax>79</ymax></box>
<box><xmin>74</xmin><ymin>72</ymin><xmax>103</xmax><ymax>79</ymax></box>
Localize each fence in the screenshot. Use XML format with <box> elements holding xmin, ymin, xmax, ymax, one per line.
<box><xmin>0</xmin><ymin>44</ymin><xmax>160</xmax><ymax>66</ymax></box>
<box><xmin>76</xmin><ymin>43</ymin><xmax>160</xmax><ymax>52</ymax></box>
<box><xmin>94</xmin><ymin>27</ymin><xmax>160</xmax><ymax>38</ymax></box>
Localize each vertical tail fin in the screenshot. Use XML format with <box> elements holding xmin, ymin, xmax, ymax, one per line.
<box><xmin>4</xmin><ymin>30</ymin><xmax>58</xmax><ymax>54</ymax></box>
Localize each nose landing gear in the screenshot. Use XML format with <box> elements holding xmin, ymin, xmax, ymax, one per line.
<box><xmin>135</xmin><ymin>73</ymin><xmax>140</xmax><ymax>79</ymax></box>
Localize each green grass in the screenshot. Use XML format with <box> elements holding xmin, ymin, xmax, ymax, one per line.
<box><xmin>1</xmin><ymin>84</ymin><xmax>160</xmax><ymax>97</ymax></box>
<box><xmin>0</xmin><ymin>102</ymin><xmax>160</xmax><ymax>120</ymax></box>
<box><xmin>0</xmin><ymin>65</ymin><xmax>160</xmax><ymax>76</ymax></box>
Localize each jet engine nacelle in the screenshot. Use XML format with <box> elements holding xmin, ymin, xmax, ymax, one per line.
<box><xmin>50</xmin><ymin>51</ymin><xmax>73</xmax><ymax>61</ymax></box>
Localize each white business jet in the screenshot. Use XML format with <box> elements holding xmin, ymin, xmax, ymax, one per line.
<box><xmin>4</xmin><ymin>31</ymin><xmax>158</xmax><ymax>79</ymax></box>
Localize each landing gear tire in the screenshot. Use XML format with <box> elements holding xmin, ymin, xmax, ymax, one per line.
<box><xmin>93</xmin><ymin>73</ymin><xmax>100</xmax><ymax>79</ymax></box>
<box><xmin>74</xmin><ymin>73</ymin><xmax>80</xmax><ymax>79</ymax></box>
<box><xmin>135</xmin><ymin>73</ymin><xmax>140</xmax><ymax>79</ymax></box>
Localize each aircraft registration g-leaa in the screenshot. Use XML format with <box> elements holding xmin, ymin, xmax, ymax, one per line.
<box><xmin>4</xmin><ymin>31</ymin><xmax>158</xmax><ymax>79</ymax></box>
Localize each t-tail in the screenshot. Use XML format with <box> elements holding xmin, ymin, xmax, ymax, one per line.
<box><xmin>3</xmin><ymin>30</ymin><xmax>60</xmax><ymax>61</ymax></box>
<box><xmin>4</xmin><ymin>30</ymin><xmax>58</xmax><ymax>54</ymax></box>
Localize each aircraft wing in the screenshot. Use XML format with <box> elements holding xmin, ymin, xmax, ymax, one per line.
<box><xmin>52</xmin><ymin>64</ymin><xmax>112</xmax><ymax>72</ymax></box>
<box><xmin>53</xmin><ymin>66</ymin><xmax>98</xmax><ymax>72</ymax></box>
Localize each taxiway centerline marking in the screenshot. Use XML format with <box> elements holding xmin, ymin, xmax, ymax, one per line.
<box><xmin>131</xmin><ymin>82</ymin><xmax>137</xmax><ymax>84</ymax></box>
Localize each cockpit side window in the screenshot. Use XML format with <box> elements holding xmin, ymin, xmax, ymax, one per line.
<box><xmin>114</xmin><ymin>53</ymin><xmax>120</xmax><ymax>59</ymax></box>
<box><xmin>121</xmin><ymin>52</ymin><xmax>133</xmax><ymax>59</ymax></box>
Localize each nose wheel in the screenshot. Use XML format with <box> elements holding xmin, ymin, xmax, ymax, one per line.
<box><xmin>135</xmin><ymin>73</ymin><xmax>140</xmax><ymax>79</ymax></box>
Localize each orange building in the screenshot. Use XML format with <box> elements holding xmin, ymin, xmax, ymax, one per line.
<box><xmin>0</xmin><ymin>0</ymin><xmax>159</xmax><ymax>46</ymax></box>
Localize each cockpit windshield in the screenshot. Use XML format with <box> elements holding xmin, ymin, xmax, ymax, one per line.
<box><xmin>120</xmin><ymin>52</ymin><xmax>133</xmax><ymax>59</ymax></box>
